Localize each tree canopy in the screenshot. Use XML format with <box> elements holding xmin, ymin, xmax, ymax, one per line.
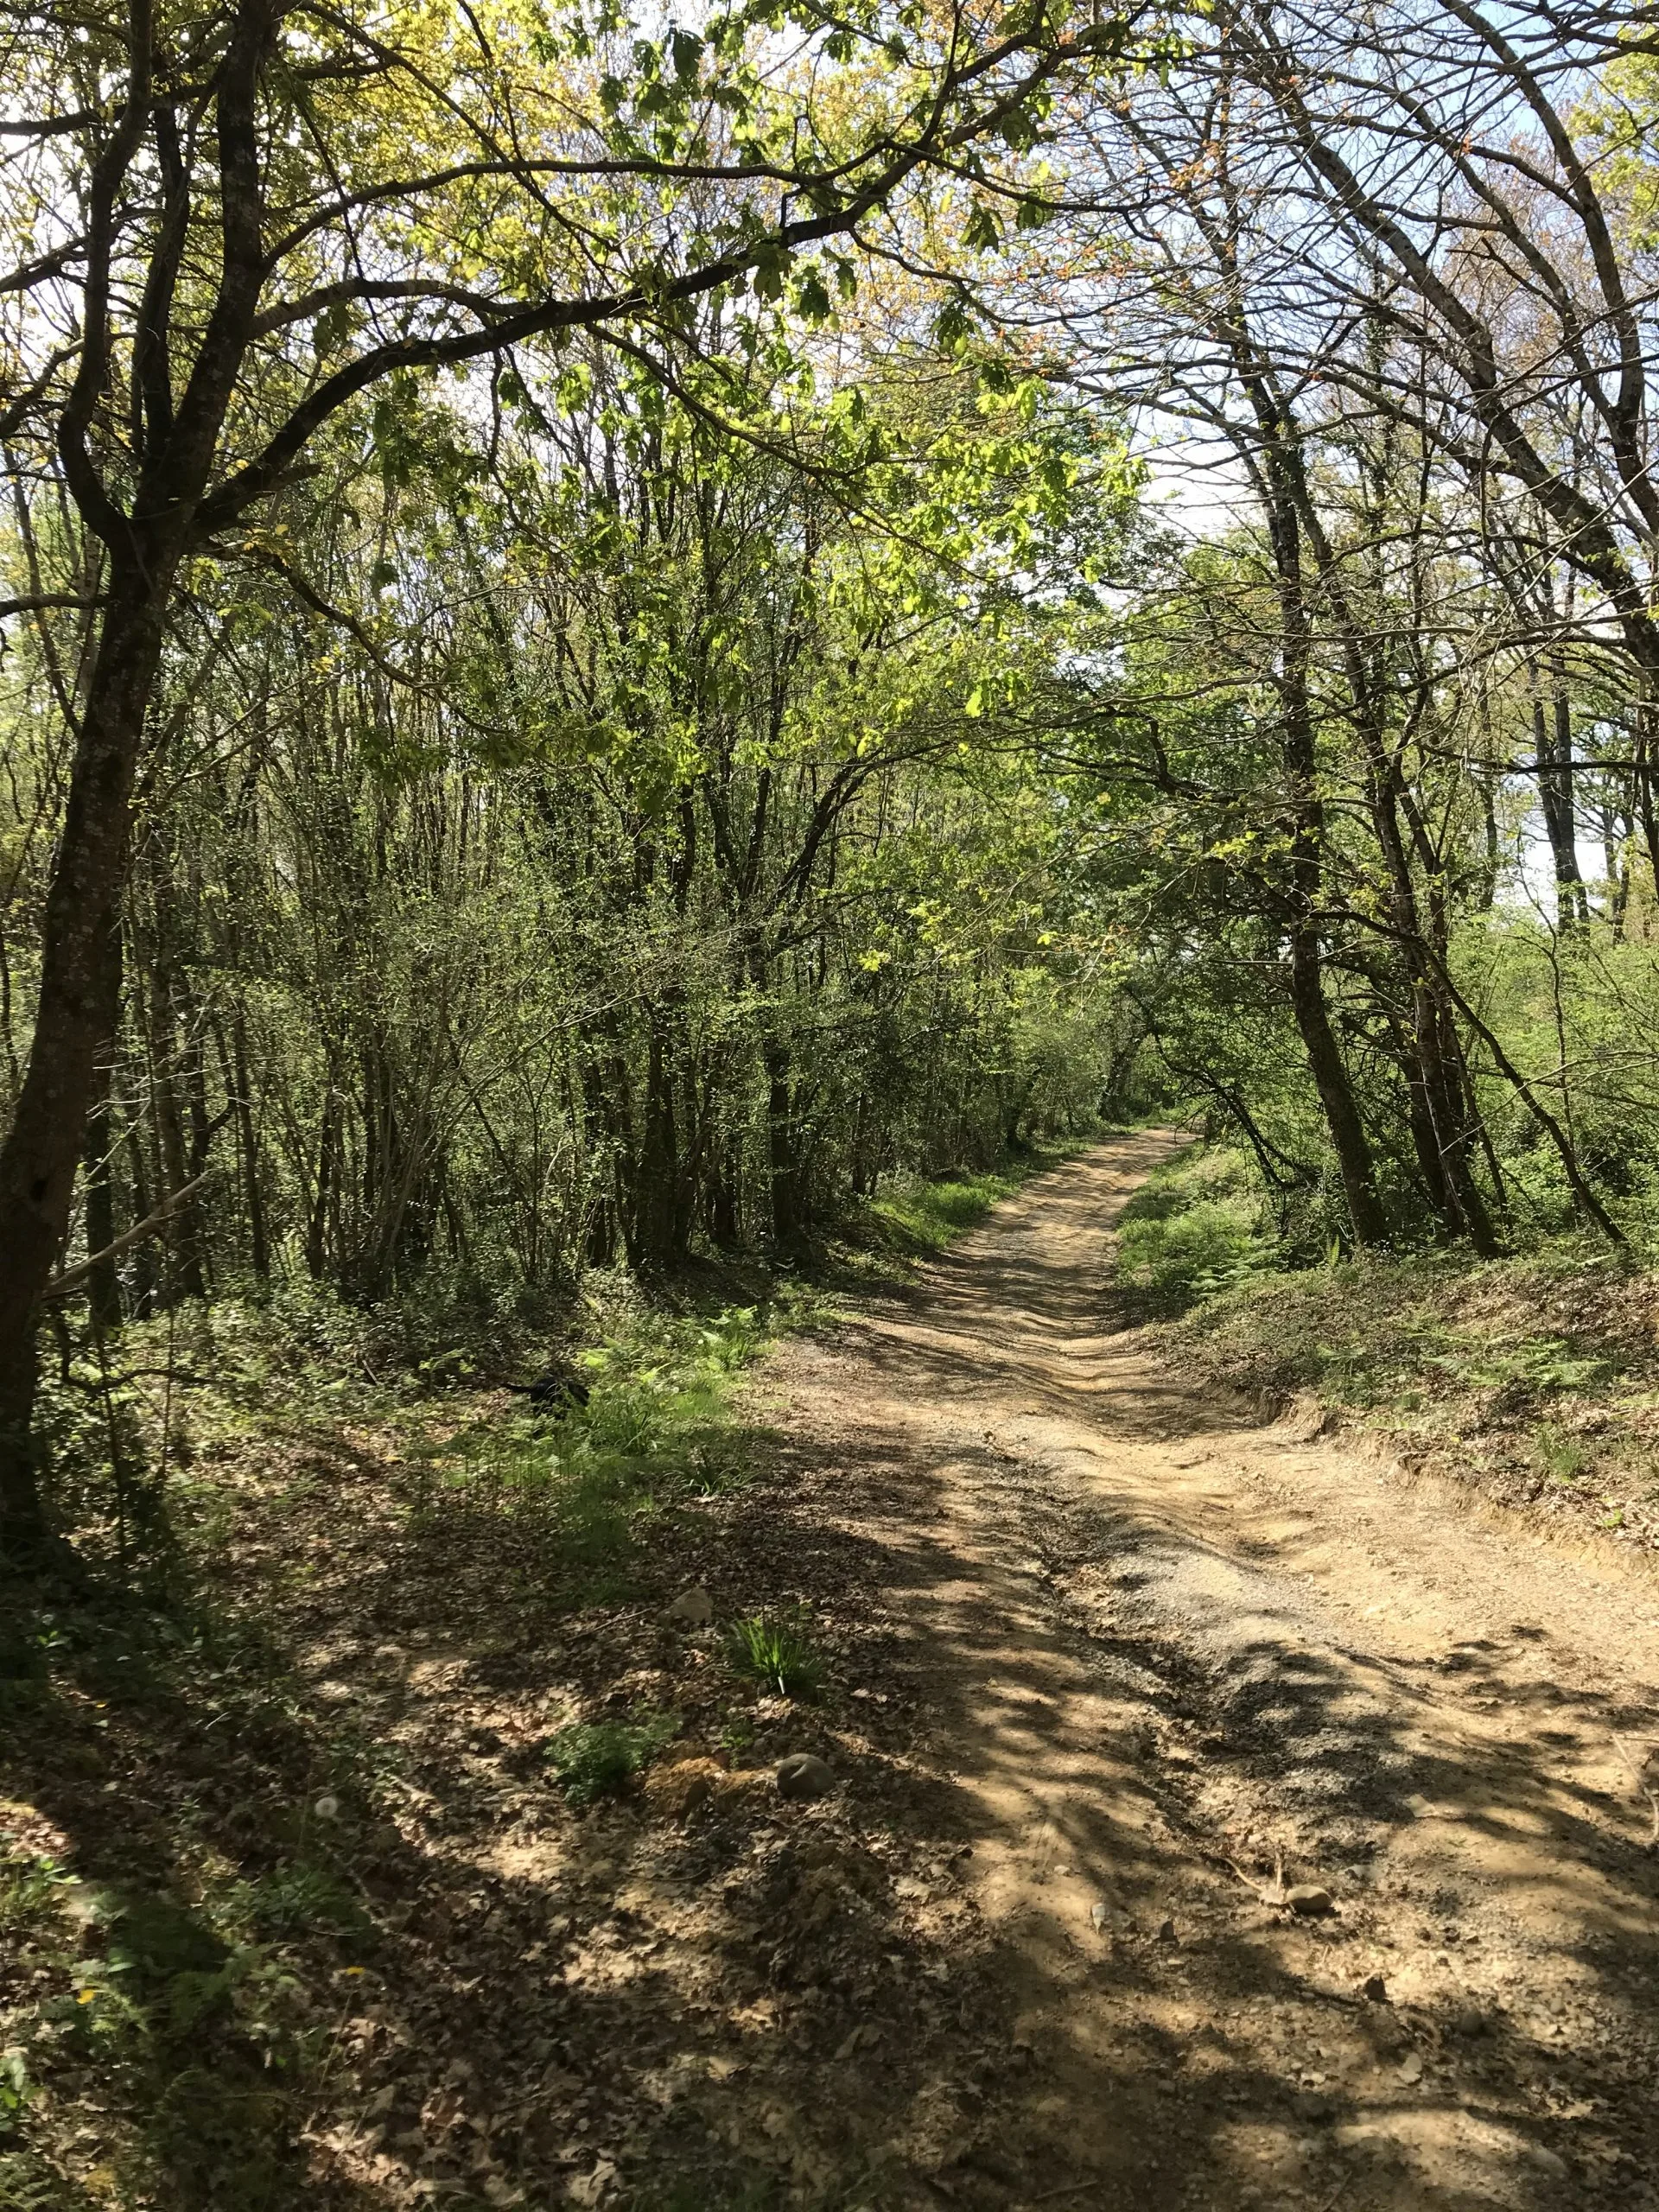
<box><xmin>6</xmin><ymin>0</ymin><xmax>1659</xmax><ymax>1560</ymax></box>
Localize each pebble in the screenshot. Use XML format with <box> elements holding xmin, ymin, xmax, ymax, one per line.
<box><xmin>666</xmin><ymin>1586</ymin><xmax>714</xmax><ymax>1627</ymax></box>
<box><xmin>775</xmin><ymin>1752</ymin><xmax>836</xmax><ymax>1801</ymax></box>
<box><xmin>1090</xmin><ymin>1901</ymin><xmax>1112</xmax><ymax>1931</ymax></box>
<box><xmin>1395</xmin><ymin>2051</ymin><xmax>1424</xmax><ymax>2085</ymax></box>
<box><xmin>1285</xmin><ymin>1884</ymin><xmax>1336</xmax><ymax>1918</ymax></box>
<box><xmin>1523</xmin><ymin>2145</ymin><xmax>1567</xmax><ymax>2177</ymax></box>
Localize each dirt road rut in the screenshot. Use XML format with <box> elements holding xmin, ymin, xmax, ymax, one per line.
<box><xmin>768</xmin><ymin>1131</ymin><xmax>1659</xmax><ymax>2210</ymax></box>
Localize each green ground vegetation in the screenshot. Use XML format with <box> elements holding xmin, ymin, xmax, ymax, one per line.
<box><xmin>1120</xmin><ymin>1147</ymin><xmax>1659</xmax><ymax>1551</ymax></box>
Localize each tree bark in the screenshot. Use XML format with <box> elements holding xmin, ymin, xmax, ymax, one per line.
<box><xmin>1535</xmin><ymin>681</ymin><xmax>1587</xmax><ymax>931</ymax></box>
<box><xmin>0</xmin><ymin>561</ymin><xmax>173</xmax><ymax>1553</ymax></box>
<box><xmin>81</xmin><ymin>911</ymin><xmax>126</xmax><ymax>1334</ymax></box>
<box><xmin>1285</xmin><ymin>931</ymin><xmax>1390</xmax><ymax>1246</ymax></box>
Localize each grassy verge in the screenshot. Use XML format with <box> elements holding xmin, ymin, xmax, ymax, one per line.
<box><xmin>853</xmin><ymin>1135</ymin><xmax>1107</xmax><ymax>1266</ymax></box>
<box><xmin>1120</xmin><ymin>1147</ymin><xmax>1659</xmax><ymax>1555</ymax></box>
<box><xmin>1109</xmin><ymin>1143</ymin><xmax>1273</xmax><ymax>1314</ymax></box>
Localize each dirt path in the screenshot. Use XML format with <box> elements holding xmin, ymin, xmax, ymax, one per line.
<box><xmin>765</xmin><ymin>1130</ymin><xmax>1659</xmax><ymax>2212</ymax></box>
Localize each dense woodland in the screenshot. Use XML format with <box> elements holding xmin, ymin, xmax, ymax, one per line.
<box><xmin>4</xmin><ymin>0</ymin><xmax>1659</xmax><ymax>1542</ymax></box>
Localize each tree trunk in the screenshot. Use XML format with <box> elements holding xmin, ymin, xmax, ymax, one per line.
<box><xmin>1534</xmin><ymin>681</ymin><xmax>1587</xmax><ymax>931</ymax></box>
<box><xmin>764</xmin><ymin>1039</ymin><xmax>803</xmax><ymax>1244</ymax></box>
<box><xmin>1261</xmin><ymin>453</ymin><xmax>1391</xmax><ymax>1248</ymax></box>
<box><xmin>1285</xmin><ymin>930</ymin><xmax>1389</xmax><ymax>1245</ymax></box>
<box><xmin>0</xmin><ymin>563</ymin><xmax>172</xmax><ymax>1554</ymax></box>
<box><xmin>227</xmin><ymin>1007</ymin><xmax>270</xmax><ymax>1280</ymax></box>
<box><xmin>81</xmin><ymin>912</ymin><xmax>126</xmax><ymax>1334</ymax></box>
<box><xmin>635</xmin><ymin>1012</ymin><xmax>682</xmax><ymax>1270</ymax></box>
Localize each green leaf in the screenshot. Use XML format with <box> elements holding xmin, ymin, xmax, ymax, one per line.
<box><xmin>934</xmin><ymin>296</ymin><xmax>976</xmax><ymax>357</ymax></box>
<box><xmin>753</xmin><ymin>241</ymin><xmax>792</xmax><ymax>302</ymax></box>
<box><xmin>963</xmin><ymin>200</ymin><xmax>1002</xmax><ymax>253</ymax></box>
<box><xmin>794</xmin><ymin>267</ymin><xmax>833</xmax><ymax>323</ymax></box>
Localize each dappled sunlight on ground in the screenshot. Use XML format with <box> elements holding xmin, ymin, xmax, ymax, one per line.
<box><xmin>4</xmin><ymin>1133</ymin><xmax>1656</xmax><ymax>2209</ymax></box>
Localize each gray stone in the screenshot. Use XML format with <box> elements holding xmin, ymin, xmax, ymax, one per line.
<box><xmin>775</xmin><ymin>1751</ymin><xmax>836</xmax><ymax>1801</ymax></box>
<box><xmin>666</xmin><ymin>1586</ymin><xmax>714</xmax><ymax>1627</ymax></box>
<box><xmin>1285</xmin><ymin>1884</ymin><xmax>1337</xmax><ymax>1917</ymax></box>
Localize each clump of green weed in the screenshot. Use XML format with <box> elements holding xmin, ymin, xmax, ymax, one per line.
<box><xmin>409</xmin><ymin>1303</ymin><xmax>766</xmax><ymax>1603</ymax></box>
<box><xmin>1425</xmin><ymin>1337</ymin><xmax>1612</xmax><ymax>1395</ymax></box>
<box><xmin>724</xmin><ymin>1611</ymin><xmax>825</xmax><ymax>1700</ymax></box>
<box><xmin>0</xmin><ymin>2048</ymin><xmax>34</xmax><ymax>2140</ymax></box>
<box><xmin>229</xmin><ymin>1862</ymin><xmax>368</xmax><ymax>1941</ymax></box>
<box><xmin>543</xmin><ymin>1713</ymin><xmax>680</xmax><ymax>1807</ymax></box>
<box><xmin>0</xmin><ymin>1853</ymin><xmax>79</xmax><ymax>1935</ymax></box>
<box><xmin>1533</xmin><ymin>1422</ymin><xmax>1590</xmax><ymax>1486</ymax></box>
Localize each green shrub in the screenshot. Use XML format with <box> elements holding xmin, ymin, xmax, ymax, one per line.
<box><xmin>543</xmin><ymin>1713</ymin><xmax>681</xmax><ymax>1807</ymax></box>
<box><xmin>1114</xmin><ymin>1147</ymin><xmax>1271</xmax><ymax>1310</ymax></box>
<box><xmin>723</xmin><ymin>1611</ymin><xmax>825</xmax><ymax>1700</ymax></box>
<box><xmin>409</xmin><ymin>1303</ymin><xmax>768</xmax><ymax>1599</ymax></box>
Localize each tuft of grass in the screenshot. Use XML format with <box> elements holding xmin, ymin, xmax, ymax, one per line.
<box><xmin>723</xmin><ymin>1611</ymin><xmax>825</xmax><ymax>1700</ymax></box>
<box><xmin>1532</xmin><ymin>1422</ymin><xmax>1591</xmax><ymax>1486</ymax></box>
<box><xmin>543</xmin><ymin>1712</ymin><xmax>681</xmax><ymax>1807</ymax></box>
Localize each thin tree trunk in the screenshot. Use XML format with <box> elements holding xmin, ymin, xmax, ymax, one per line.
<box><xmin>1262</xmin><ymin>460</ymin><xmax>1390</xmax><ymax>1246</ymax></box>
<box><xmin>81</xmin><ymin>912</ymin><xmax>126</xmax><ymax>1334</ymax></box>
<box><xmin>228</xmin><ymin>1008</ymin><xmax>269</xmax><ymax>1280</ymax></box>
<box><xmin>1534</xmin><ymin>676</ymin><xmax>1587</xmax><ymax>930</ymax></box>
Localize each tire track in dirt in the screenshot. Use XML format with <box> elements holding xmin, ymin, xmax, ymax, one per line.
<box><xmin>769</xmin><ymin>1130</ymin><xmax>1659</xmax><ymax>2212</ymax></box>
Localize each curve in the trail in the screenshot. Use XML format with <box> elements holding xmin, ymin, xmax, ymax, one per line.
<box><xmin>776</xmin><ymin>1132</ymin><xmax>1659</xmax><ymax>2212</ymax></box>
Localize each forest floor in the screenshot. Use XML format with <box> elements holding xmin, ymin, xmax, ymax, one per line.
<box><xmin>5</xmin><ymin>1131</ymin><xmax>1659</xmax><ymax>2211</ymax></box>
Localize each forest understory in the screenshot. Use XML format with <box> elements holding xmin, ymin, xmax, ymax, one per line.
<box><xmin>4</xmin><ymin>1137</ymin><xmax>1658</xmax><ymax>2212</ymax></box>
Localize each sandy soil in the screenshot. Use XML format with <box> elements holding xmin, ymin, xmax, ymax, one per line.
<box><xmin>760</xmin><ymin>1129</ymin><xmax>1659</xmax><ymax>2211</ymax></box>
